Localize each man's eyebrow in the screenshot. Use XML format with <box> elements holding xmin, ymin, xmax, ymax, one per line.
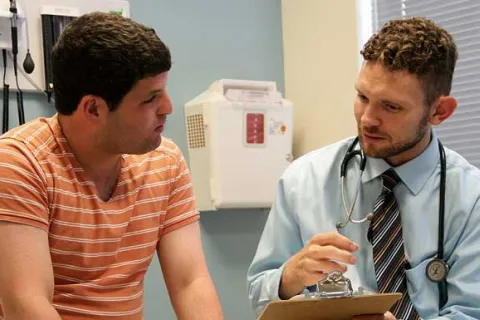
<box><xmin>146</xmin><ymin>89</ymin><xmax>164</xmax><ymax>95</ymax></box>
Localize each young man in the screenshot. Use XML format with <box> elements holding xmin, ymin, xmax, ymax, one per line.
<box><xmin>247</xmin><ymin>17</ymin><xmax>480</xmax><ymax>319</ymax></box>
<box><xmin>0</xmin><ymin>12</ymin><xmax>223</xmax><ymax>320</ymax></box>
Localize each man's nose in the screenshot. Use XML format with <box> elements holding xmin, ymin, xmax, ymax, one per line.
<box><xmin>159</xmin><ymin>93</ymin><xmax>173</xmax><ymax>115</ymax></box>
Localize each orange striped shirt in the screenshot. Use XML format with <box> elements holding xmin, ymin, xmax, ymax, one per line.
<box><xmin>0</xmin><ymin>115</ymin><xmax>199</xmax><ymax>319</ymax></box>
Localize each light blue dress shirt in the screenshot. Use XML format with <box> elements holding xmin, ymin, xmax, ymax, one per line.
<box><xmin>247</xmin><ymin>131</ymin><xmax>480</xmax><ymax>319</ymax></box>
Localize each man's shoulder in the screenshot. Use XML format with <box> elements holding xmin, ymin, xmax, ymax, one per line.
<box><xmin>0</xmin><ymin>116</ymin><xmax>56</xmax><ymax>156</ymax></box>
<box><xmin>0</xmin><ymin>116</ymin><xmax>58</xmax><ymax>165</ymax></box>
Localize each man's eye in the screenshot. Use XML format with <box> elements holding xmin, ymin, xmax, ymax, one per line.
<box><xmin>143</xmin><ymin>96</ymin><xmax>156</xmax><ymax>104</ymax></box>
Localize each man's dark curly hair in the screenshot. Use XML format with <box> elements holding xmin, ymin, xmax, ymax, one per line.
<box><xmin>52</xmin><ymin>12</ymin><xmax>171</xmax><ymax>115</ymax></box>
<box><xmin>361</xmin><ymin>17</ymin><xmax>458</xmax><ymax>106</ymax></box>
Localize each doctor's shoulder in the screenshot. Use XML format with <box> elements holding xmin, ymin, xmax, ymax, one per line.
<box><xmin>443</xmin><ymin>146</ymin><xmax>480</xmax><ymax>184</ymax></box>
<box><xmin>442</xmin><ymin>146</ymin><xmax>480</xmax><ymax>203</ymax></box>
<box><xmin>280</xmin><ymin>136</ymin><xmax>356</xmax><ymax>182</ymax></box>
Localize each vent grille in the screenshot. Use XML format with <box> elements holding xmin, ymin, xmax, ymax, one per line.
<box><xmin>186</xmin><ymin>114</ymin><xmax>206</xmax><ymax>149</ymax></box>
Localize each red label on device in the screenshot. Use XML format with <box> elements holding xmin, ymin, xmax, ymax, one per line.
<box><xmin>246</xmin><ymin>113</ymin><xmax>264</xmax><ymax>144</ymax></box>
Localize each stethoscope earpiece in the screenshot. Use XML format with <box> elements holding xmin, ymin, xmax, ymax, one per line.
<box><xmin>366</xmin><ymin>213</ymin><xmax>374</xmax><ymax>221</ymax></box>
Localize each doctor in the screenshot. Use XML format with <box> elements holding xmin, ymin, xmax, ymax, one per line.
<box><xmin>247</xmin><ymin>17</ymin><xmax>480</xmax><ymax>320</ymax></box>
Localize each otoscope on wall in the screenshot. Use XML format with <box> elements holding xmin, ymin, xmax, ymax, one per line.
<box><xmin>2</xmin><ymin>0</ymin><xmax>35</xmax><ymax>134</ymax></box>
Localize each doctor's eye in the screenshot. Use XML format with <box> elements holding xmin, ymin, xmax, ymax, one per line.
<box><xmin>384</xmin><ymin>103</ymin><xmax>401</xmax><ymax>111</ymax></box>
<box><xmin>357</xmin><ymin>94</ymin><xmax>369</xmax><ymax>103</ymax></box>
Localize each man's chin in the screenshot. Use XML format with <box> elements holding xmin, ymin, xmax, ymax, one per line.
<box><xmin>125</xmin><ymin>141</ymin><xmax>162</xmax><ymax>155</ymax></box>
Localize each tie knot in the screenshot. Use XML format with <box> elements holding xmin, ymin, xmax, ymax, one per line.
<box><xmin>381</xmin><ymin>169</ymin><xmax>400</xmax><ymax>192</ymax></box>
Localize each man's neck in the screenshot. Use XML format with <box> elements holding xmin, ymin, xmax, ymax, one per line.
<box><xmin>58</xmin><ymin>114</ymin><xmax>120</xmax><ymax>182</ymax></box>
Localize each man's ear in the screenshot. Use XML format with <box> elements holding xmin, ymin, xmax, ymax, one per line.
<box><xmin>79</xmin><ymin>95</ymin><xmax>109</xmax><ymax>123</ymax></box>
<box><xmin>429</xmin><ymin>96</ymin><xmax>457</xmax><ymax>126</ymax></box>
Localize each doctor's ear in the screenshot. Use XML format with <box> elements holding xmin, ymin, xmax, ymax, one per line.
<box><xmin>429</xmin><ymin>96</ymin><xmax>457</xmax><ymax>126</ymax></box>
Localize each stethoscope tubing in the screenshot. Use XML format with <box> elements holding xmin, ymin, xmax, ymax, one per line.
<box><xmin>337</xmin><ymin>137</ymin><xmax>448</xmax><ymax>309</ymax></box>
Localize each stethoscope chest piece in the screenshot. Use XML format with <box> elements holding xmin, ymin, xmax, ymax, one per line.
<box><xmin>426</xmin><ymin>258</ymin><xmax>449</xmax><ymax>282</ymax></box>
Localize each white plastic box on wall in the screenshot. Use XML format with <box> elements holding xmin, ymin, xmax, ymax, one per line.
<box><xmin>185</xmin><ymin>79</ymin><xmax>294</xmax><ymax>212</ymax></box>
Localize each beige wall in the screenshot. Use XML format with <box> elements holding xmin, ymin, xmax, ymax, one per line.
<box><xmin>282</xmin><ymin>0</ymin><xmax>360</xmax><ymax>157</ymax></box>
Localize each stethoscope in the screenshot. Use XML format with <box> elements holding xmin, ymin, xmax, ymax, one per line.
<box><xmin>336</xmin><ymin>136</ymin><xmax>449</xmax><ymax>309</ymax></box>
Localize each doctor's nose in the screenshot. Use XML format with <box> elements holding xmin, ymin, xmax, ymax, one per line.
<box><xmin>360</xmin><ymin>104</ymin><xmax>380</xmax><ymax>128</ymax></box>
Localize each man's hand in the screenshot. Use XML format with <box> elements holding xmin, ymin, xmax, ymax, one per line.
<box><xmin>279</xmin><ymin>232</ymin><xmax>359</xmax><ymax>299</ymax></box>
<box><xmin>352</xmin><ymin>311</ymin><xmax>396</xmax><ymax>320</ymax></box>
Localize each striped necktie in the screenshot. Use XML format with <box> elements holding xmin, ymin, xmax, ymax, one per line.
<box><xmin>368</xmin><ymin>169</ymin><xmax>419</xmax><ymax>320</ymax></box>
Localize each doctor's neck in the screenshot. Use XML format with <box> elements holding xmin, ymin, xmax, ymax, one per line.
<box><xmin>383</xmin><ymin>129</ymin><xmax>433</xmax><ymax>167</ymax></box>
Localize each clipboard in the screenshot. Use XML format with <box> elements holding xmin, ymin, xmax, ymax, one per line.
<box><xmin>258</xmin><ymin>271</ymin><xmax>402</xmax><ymax>320</ymax></box>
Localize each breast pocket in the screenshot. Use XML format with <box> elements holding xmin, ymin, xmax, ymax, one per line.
<box><xmin>405</xmin><ymin>257</ymin><xmax>441</xmax><ymax>318</ymax></box>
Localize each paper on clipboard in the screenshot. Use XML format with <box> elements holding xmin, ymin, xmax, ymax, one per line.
<box><xmin>258</xmin><ymin>271</ymin><xmax>402</xmax><ymax>320</ymax></box>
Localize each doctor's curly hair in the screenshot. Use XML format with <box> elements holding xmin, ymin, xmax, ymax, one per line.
<box><xmin>361</xmin><ymin>17</ymin><xmax>458</xmax><ymax>106</ymax></box>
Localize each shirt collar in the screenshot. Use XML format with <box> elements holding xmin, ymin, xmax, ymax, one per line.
<box><xmin>361</xmin><ymin>130</ymin><xmax>440</xmax><ymax>195</ymax></box>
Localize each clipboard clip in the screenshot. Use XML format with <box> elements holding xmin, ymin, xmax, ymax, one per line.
<box><xmin>305</xmin><ymin>270</ymin><xmax>354</xmax><ymax>299</ymax></box>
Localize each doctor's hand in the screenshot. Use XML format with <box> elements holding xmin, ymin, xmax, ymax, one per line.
<box><xmin>279</xmin><ymin>232</ymin><xmax>359</xmax><ymax>299</ymax></box>
<box><xmin>352</xmin><ymin>311</ymin><xmax>396</xmax><ymax>320</ymax></box>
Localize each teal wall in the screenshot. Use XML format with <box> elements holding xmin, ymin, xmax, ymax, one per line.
<box><xmin>2</xmin><ymin>1</ymin><xmax>284</xmax><ymax>319</ymax></box>
<box><xmin>132</xmin><ymin>1</ymin><xmax>283</xmax><ymax>319</ymax></box>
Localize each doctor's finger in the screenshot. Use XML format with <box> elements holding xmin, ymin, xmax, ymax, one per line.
<box><xmin>305</xmin><ymin>258</ymin><xmax>348</xmax><ymax>274</ymax></box>
<box><xmin>308</xmin><ymin>244</ymin><xmax>358</xmax><ymax>265</ymax></box>
<box><xmin>311</xmin><ymin>232</ymin><xmax>359</xmax><ymax>252</ymax></box>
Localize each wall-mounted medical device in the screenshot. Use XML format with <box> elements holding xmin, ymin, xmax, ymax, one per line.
<box><xmin>0</xmin><ymin>0</ymin><xmax>130</xmax><ymax>100</ymax></box>
<box><xmin>40</xmin><ymin>6</ymin><xmax>78</xmax><ymax>102</ymax></box>
<box><xmin>0</xmin><ymin>0</ymin><xmax>32</xmax><ymax>132</ymax></box>
<box><xmin>185</xmin><ymin>79</ymin><xmax>294</xmax><ymax>212</ymax></box>
<box><xmin>0</xmin><ymin>0</ymin><xmax>129</xmax><ymax>133</ymax></box>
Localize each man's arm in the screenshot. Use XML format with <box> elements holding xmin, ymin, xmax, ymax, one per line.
<box><xmin>0</xmin><ymin>222</ymin><xmax>61</xmax><ymax>320</ymax></box>
<box><xmin>0</xmin><ymin>140</ymin><xmax>60</xmax><ymax>319</ymax></box>
<box><xmin>156</xmin><ymin>143</ymin><xmax>222</xmax><ymax>319</ymax></box>
<box><xmin>157</xmin><ymin>221</ymin><xmax>223</xmax><ymax>320</ymax></box>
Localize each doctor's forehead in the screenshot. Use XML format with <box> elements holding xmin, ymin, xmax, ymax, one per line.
<box><xmin>355</xmin><ymin>63</ymin><xmax>425</xmax><ymax>104</ymax></box>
